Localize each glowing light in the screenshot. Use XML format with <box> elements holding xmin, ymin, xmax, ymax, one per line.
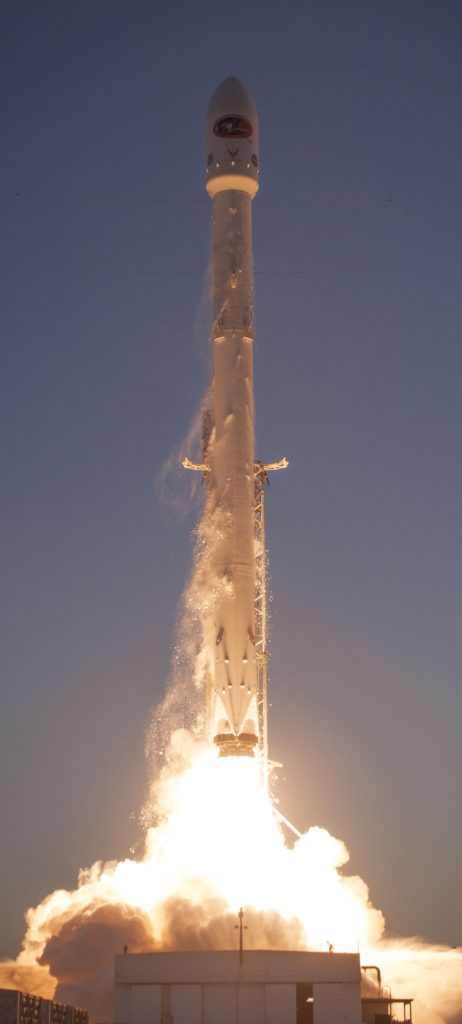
<box><xmin>1</xmin><ymin>722</ymin><xmax>462</xmax><ymax>1024</ymax></box>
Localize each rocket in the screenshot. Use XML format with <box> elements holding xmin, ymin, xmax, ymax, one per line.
<box><xmin>204</xmin><ymin>77</ymin><xmax>260</xmax><ymax>758</ymax></box>
<box><xmin>185</xmin><ymin>78</ymin><xmax>286</xmax><ymax>764</ymax></box>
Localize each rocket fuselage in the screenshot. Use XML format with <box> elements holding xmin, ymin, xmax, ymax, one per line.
<box><xmin>205</xmin><ymin>79</ymin><xmax>260</xmax><ymax>755</ymax></box>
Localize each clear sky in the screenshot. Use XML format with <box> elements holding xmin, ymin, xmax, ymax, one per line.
<box><xmin>1</xmin><ymin>0</ymin><xmax>461</xmax><ymax>957</ymax></box>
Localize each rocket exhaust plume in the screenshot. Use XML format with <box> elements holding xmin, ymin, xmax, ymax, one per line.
<box><xmin>1</xmin><ymin>79</ymin><xmax>462</xmax><ymax>1024</ymax></box>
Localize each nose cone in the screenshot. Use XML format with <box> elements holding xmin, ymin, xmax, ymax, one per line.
<box><xmin>205</xmin><ymin>77</ymin><xmax>259</xmax><ymax>197</ymax></box>
<box><xmin>207</xmin><ymin>76</ymin><xmax>257</xmax><ymax>130</ymax></box>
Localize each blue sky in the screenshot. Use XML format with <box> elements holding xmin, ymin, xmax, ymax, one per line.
<box><xmin>1</xmin><ymin>0</ymin><xmax>461</xmax><ymax>955</ymax></box>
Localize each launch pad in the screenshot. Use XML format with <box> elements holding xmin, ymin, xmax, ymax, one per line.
<box><xmin>115</xmin><ymin>952</ymin><xmax>414</xmax><ymax>1024</ymax></box>
<box><xmin>115</xmin><ymin>950</ymin><xmax>363</xmax><ymax>1024</ymax></box>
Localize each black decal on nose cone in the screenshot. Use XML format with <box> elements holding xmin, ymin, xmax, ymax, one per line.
<box><xmin>214</xmin><ymin>114</ymin><xmax>252</xmax><ymax>138</ymax></box>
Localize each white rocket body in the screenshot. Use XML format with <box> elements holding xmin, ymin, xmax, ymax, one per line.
<box><xmin>205</xmin><ymin>78</ymin><xmax>260</xmax><ymax>755</ymax></box>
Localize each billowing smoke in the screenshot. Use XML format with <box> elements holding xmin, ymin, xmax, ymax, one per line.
<box><xmin>157</xmin><ymin>898</ymin><xmax>305</xmax><ymax>953</ymax></box>
<box><xmin>0</xmin><ymin>960</ymin><xmax>54</xmax><ymax>1000</ymax></box>
<box><xmin>40</xmin><ymin>904</ymin><xmax>154</xmax><ymax>1022</ymax></box>
<box><xmin>0</xmin><ymin>895</ymin><xmax>305</xmax><ymax>1021</ymax></box>
<box><xmin>1</xmin><ymin>728</ymin><xmax>461</xmax><ymax>1022</ymax></box>
<box><xmin>373</xmin><ymin>942</ymin><xmax>462</xmax><ymax>1024</ymax></box>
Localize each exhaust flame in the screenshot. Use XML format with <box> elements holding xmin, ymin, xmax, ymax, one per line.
<box><xmin>1</xmin><ymin>733</ymin><xmax>461</xmax><ymax>1022</ymax></box>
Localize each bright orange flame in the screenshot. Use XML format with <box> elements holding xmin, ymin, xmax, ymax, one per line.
<box><xmin>10</xmin><ymin>737</ymin><xmax>383</xmax><ymax>959</ymax></box>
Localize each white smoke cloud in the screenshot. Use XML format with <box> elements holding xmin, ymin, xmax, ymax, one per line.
<box><xmin>1</xmin><ymin>728</ymin><xmax>461</xmax><ymax>1023</ymax></box>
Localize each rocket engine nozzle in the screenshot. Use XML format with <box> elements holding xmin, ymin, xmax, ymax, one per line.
<box><xmin>214</xmin><ymin>732</ymin><xmax>258</xmax><ymax>758</ymax></box>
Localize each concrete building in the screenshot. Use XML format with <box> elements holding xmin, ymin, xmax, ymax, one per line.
<box><xmin>0</xmin><ymin>990</ymin><xmax>88</xmax><ymax>1024</ymax></box>
<box><xmin>115</xmin><ymin>950</ymin><xmax>362</xmax><ymax>1024</ymax></box>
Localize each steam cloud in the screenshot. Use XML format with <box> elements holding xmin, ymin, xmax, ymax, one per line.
<box><xmin>1</xmin><ymin>730</ymin><xmax>461</xmax><ymax>1023</ymax></box>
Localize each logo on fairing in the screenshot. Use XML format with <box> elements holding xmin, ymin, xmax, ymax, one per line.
<box><xmin>213</xmin><ymin>115</ymin><xmax>252</xmax><ymax>138</ymax></box>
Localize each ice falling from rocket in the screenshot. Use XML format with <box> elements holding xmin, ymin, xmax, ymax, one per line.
<box><xmin>185</xmin><ymin>77</ymin><xmax>286</xmax><ymax>767</ymax></box>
